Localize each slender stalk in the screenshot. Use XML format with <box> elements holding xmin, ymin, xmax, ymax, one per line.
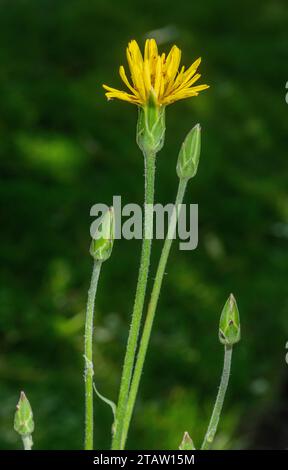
<box><xmin>120</xmin><ymin>178</ymin><xmax>188</xmax><ymax>448</ymax></box>
<box><xmin>22</xmin><ymin>435</ymin><xmax>33</xmax><ymax>450</ymax></box>
<box><xmin>201</xmin><ymin>345</ymin><xmax>233</xmax><ymax>450</ymax></box>
<box><xmin>112</xmin><ymin>151</ymin><xmax>156</xmax><ymax>450</ymax></box>
<box><xmin>84</xmin><ymin>260</ymin><xmax>102</xmax><ymax>450</ymax></box>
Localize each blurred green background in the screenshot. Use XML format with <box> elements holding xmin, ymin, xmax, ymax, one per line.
<box><xmin>1</xmin><ymin>0</ymin><xmax>288</xmax><ymax>450</ymax></box>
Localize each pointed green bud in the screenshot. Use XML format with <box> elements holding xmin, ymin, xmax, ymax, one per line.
<box><xmin>176</xmin><ymin>124</ymin><xmax>201</xmax><ymax>180</ymax></box>
<box><xmin>14</xmin><ymin>391</ymin><xmax>34</xmax><ymax>436</ymax></box>
<box><xmin>219</xmin><ymin>294</ymin><xmax>241</xmax><ymax>346</ymax></box>
<box><xmin>179</xmin><ymin>431</ymin><xmax>195</xmax><ymax>450</ymax></box>
<box><xmin>136</xmin><ymin>94</ymin><xmax>166</xmax><ymax>155</ymax></box>
<box><xmin>90</xmin><ymin>207</ymin><xmax>115</xmax><ymax>262</ymax></box>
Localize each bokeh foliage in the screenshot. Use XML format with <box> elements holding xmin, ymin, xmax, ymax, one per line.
<box><xmin>0</xmin><ymin>0</ymin><xmax>288</xmax><ymax>449</ymax></box>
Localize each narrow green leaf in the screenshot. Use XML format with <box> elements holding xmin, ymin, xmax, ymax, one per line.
<box><xmin>93</xmin><ymin>383</ymin><xmax>117</xmax><ymax>422</ymax></box>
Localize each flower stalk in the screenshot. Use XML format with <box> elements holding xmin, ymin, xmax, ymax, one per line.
<box><xmin>84</xmin><ymin>260</ymin><xmax>102</xmax><ymax>450</ymax></box>
<box><xmin>201</xmin><ymin>345</ymin><xmax>233</xmax><ymax>450</ymax></box>
<box><xmin>201</xmin><ymin>294</ymin><xmax>240</xmax><ymax>450</ymax></box>
<box><xmin>112</xmin><ymin>108</ymin><xmax>159</xmax><ymax>449</ymax></box>
<box><xmin>120</xmin><ymin>177</ymin><xmax>188</xmax><ymax>448</ymax></box>
<box><xmin>119</xmin><ymin>124</ymin><xmax>202</xmax><ymax>448</ymax></box>
<box><xmin>85</xmin><ymin>208</ymin><xmax>114</xmax><ymax>450</ymax></box>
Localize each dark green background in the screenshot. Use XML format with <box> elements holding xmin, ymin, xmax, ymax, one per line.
<box><xmin>0</xmin><ymin>0</ymin><xmax>288</xmax><ymax>450</ymax></box>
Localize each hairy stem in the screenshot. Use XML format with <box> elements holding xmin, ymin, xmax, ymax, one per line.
<box><xmin>112</xmin><ymin>151</ymin><xmax>156</xmax><ymax>450</ymax></box>
<box><xmin>22</xmin><ymin>435</ymin><xmax>33</xmax><ymax>450</ymax></box>
<box><xmin>84</xmin><ymin>260</ymin><xmax>102</xmax><ymax>450</ymax></box>
<box><xmin>201</xmin><ymin>345</ymin><xmax>233</xmax><ymax>450</ymax></box>
<box><xmin>120</xmin><ymin>178</ymin><xmax>188</xmax><ymax>448</ymax></box>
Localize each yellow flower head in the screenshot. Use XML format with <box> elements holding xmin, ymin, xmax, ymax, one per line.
<box><xmin>103</xmin><ymin>39</ymin><xmax>209</xmax><ymax>107</ymax></box>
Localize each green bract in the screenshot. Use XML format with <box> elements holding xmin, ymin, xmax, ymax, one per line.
<box><xmin>14</xmin><ymin>392</ymin><xmax>34</xmax><ymax>437</ymax></box>
<box><xmin>176</xmin><ymin>124</ymin><xmax>201</xmax><ymax>180</ymax></box>
<box><xmin>90</xmin><ymin>207</ymin><xmax>115</xmax><ymax>262</ymax></box>
<box><xmin>219</xmin><ymin>294</ymin><xmax>241</xmax><ymax>346</ymax></box>
<box><xmin>136</xmin><ymin>94</ymin><xmax>166</xmax><ymax>155</ymax></box>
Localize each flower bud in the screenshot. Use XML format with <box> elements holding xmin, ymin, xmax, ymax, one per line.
<box><xmin>219</xmin><ymin>294</ymin><xmax>241</xmax><ymax>346</ymax></box>
<box><xmin>176</xmin><ymin>124</ymin><xmax>201</xmax><ymax>180</ymax></box>
<box><xmin>14</xmin><ymin>391</ymin><xmax>34</xmax><ymax>437</ymax></box>
<box><xmin>179</xmin><ymin>431</ymin><xmax>195</xmax><ymax>450</ymax></box>
<box><xmin>136</xmin><ymin>93</ymin><xmax>166</xmax><ymax>155</ymax></box>
<box><xmin>90</xmin><ymin>207</ymin><xmax>115</xmax><ymax>262</ymax></box>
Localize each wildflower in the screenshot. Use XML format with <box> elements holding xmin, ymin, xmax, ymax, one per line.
<box><xmin>103</xmin><ymin>39</ymin><xmax>209</xmax><ymax>107</ymax></box>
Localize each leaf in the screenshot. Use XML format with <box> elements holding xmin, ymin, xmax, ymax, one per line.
<box><xmin>93</xmin><ymin>383</ymin><xmax>117</xmax><ymax>422</ymax></box>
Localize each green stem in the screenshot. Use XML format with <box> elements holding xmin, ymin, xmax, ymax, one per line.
<box><xmin>22</xmin><ymin>434</ymin><xmax>33</xmax><ymax>450</ymax></box>
<box><xmin>112</xmin><ymin>151</ymin><xmax>156</xmax><ymax>450</ymax></box>
<box><xmin>84</xmin><ymin>260</ymin><xmax>102</xmax><ymax>450</ymax></box>
<box><xmin>120</xmin><ymin>178</ymin><xmax>188</xmax><ymax>448</ymax></box>
<box><xmin>201</xmin><ymin>345</ymin><xmax>233</xmax><ymax>450</ymax></box>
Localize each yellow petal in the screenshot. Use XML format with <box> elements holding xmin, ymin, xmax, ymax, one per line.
<box><xmin>144</xmin><ymin>39</ymin><xmax>150</xmax><ymax>60</ymax></box>
<box><xmin>119</xmin><ymin>65</ymin><xmax>138</xmax><ymax>94</ymax></box>
<box><xmin>128</xmin><ymin>40</ymin><xmax>143</xmax><ymax>68</ymax></box>
<box><xmin>149</xmin><ymin>39</ymin><xmax>158</xmax><ymax>76</ymax></box>
<box><xmin>166</xmin><ymin>45</ymin><xmax>181</xmax><ymax>80</ymax></box>
<box><xmin>173</xmin><ymin>73</ymin><xmax>201</xmax><ymax>95</ymax></box>
<box><xmin>126</xmin><ymin>45</ymin><xmax>146</xmax><ymax>101</ymax></box>
<box><xmin>190</xmin><ymin>84</ymin><xmax>210</xmax><ymax>92</ymax></box>
<box><xmin>143</xmin><ymin>59</ymin><xmax>152</xmax><ymax>93</ymax></box>
<box><xmin>104</xmin><ymin>89</ymin><xmax>140</xmax><ymax>104</ymax></box>
<box><xmin>184</xmin><ymin>73</ymin><xmax>202</xmax><ymax>88</ymax></box>
<box><xmin>153</xmin><ymin>55</ymin><xmax>162</xmax><ymax>99</ymax></box>
<box><xmin>103</xmin><ymin>84</ymin><xmax>122</xmax><ymax>93</ymax></box>
<box><xmin>182</xmin><ymin>57</ymin><xmax>201</xmax><ymax>82</ymax></box>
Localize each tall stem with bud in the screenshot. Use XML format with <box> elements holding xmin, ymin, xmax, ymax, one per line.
<box><xmin>120</xmin><ymin>124</ymin><xmax>202</xmax><ymax>449</ymax></box>
<box><xmin>201</xmin><ymin>294</ymin><xmax>240</xmax><ymax>450</ymax></box>
<box><xmin>85</xmin><ymin>208</ymin><xmax>114</xmax><ymax>450</ymax></box>
<box><xmin>112</xmin><ymin>100</ymin><xmax>165</xmax><ymax>450</ymax></box>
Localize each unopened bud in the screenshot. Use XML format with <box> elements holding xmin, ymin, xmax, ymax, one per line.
<box><xmin>176</xmin><ymin>124</ymin><xmax>201</xmax><ymax>180</ymax></box>
<box><xmin>219</xmin><ymin>294</ymin><xmax>241</xmax><ymax>346</ymax></box>
<box><xmin>136</xmin><ymin>93</ymin><xmax>166</xmax><ymax>155</ymax></box>
<box><xmin>90</xmin><ymin>207</ymin><xmax>115</xmax><ymax>262</ymax></box>
<box><xmin>179</xmin><ymin>431</ymin><xmax>195</xmax><ymax>450</ymax></box>
<box><xmin>14</xmin><ymin>391</ymin><xmax>34</xmax><ymax>437</ymax></box>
